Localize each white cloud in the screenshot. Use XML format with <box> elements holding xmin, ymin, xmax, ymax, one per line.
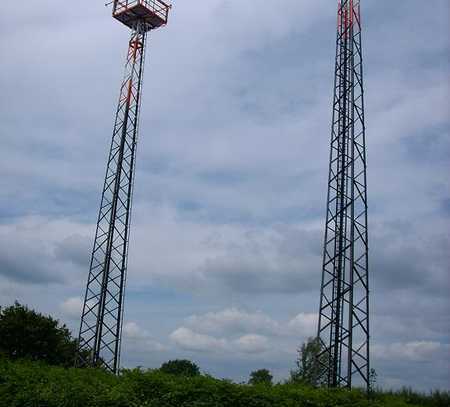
<box><xmin>185</xmin><ymin>308</ymin><xmax>281</xmax><ymax>337</ymax></box>
<box><xmin>169</xmin><ymin>327</ymin><xmax>227</xmax><ymax>353</ymax></box>
<box><xmin>287</xmin><ymin>313</ymin><xmax>318</xmax><ymax>337</ymax></box>
<box><xmin>184</xmin><ymin>309</ymin><xmax>319</xmax><ymax>340</ymax></box>
<box><xmin>234</xmin><ymin>334</ymin><xmax>270</xmax><ymax>354</ymax></box>
<box><xmin>373</xmin><ymin>341</ymin><xmax>450</xmax><ymax>363</ymax></box>
<box><xmin>123</xmin><ymin>321</ymin><xmax>147</xmax><ymax>339</ymax></box>
<box><xmin>123</xmin><ymin>321</ymin><xmax>168</xmax><ymax>352</ymax></box>
<box><xmin>170</xmin><ymin>309</ymin><xmax>317</xmax><ymax>356</ymax></box>
<box><xmin>60</xmin><ymin>297</ymin><xmax>83</xmax><ymax>319</ymax></box>
<box><xmin>169</xmin><ymin>327</ymin><xmax>271</xmax><ymax>355</ymax></box>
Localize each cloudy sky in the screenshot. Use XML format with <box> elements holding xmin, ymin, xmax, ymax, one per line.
<box><xmin>1</xmin><ymin>0</ymin><xmax>449</xmax><ymax>391</ymax></box>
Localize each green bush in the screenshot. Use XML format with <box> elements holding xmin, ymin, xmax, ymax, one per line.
<box><xmin>0</xmin><ymin>358</ymin><xmax>447</xmax><ymax>407</ymax></box>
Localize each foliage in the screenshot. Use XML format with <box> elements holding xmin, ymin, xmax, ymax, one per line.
<box><xmin>290</xmin><ymin>337</ymin><xmax>327</xmax><ymax>387</ymax></box>
<box><xmin>368</xmin><ymin>368</ymin><xmax>378</xmax><ymax>396</ymax></box>
<box><xmin>248</xmin><ymin>369</ymin><xmax>273</xmax><ymax>386</ymax></box>
<box><xmin>373</xmin><ymin>387</ymin><xmax>450</xmax><ymax>407</ymax></box>
<box><xmin>0</xmin><ymin>302</ymin><xmax>79</xmax><ymax>367</ymax></box>
<box><xmin>159</xmin><ymin>359</ymin><xmax>200</xmax><ymax>377</ymax></box>
<box><xmin>1</xmin><ymin>359</ymin><xmax>448</xmax><ymax>407</ymax></box>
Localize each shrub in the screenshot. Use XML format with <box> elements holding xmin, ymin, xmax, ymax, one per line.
<box><xmin>1</xmin><ymin>359</ymin><xmax>443</xmax><ymax>407</ymax></box>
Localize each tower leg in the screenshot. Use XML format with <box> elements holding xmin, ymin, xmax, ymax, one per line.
<box><xmin>77</xmin><ymin>22</ymin><xmax>147</xmax><ymax>373</ymax></box>
<box><xmin>317</xmin><ymin>0</ymin><xmax>369</xmax><ymax>390</ymax></box>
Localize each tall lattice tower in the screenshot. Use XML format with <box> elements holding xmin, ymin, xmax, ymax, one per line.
<box><xmin>77</xmin><ymin>0</ymin><xmax>171</xmax><ymax>373</ymax></box>
<box><xmin>317</xmin><ymin>0</ymin><xmax>369</xmax><ymax>389</ymax></box>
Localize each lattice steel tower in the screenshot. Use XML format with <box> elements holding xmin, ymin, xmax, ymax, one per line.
<box><xmin>317</xmin><ymin>0</ymin><xmax>369</xmax><ymax>389</ymax></box>
<box><xmin>77</xmin><ymin>0</ymin><xmax>171</xmax><ymax>373</ymax></box>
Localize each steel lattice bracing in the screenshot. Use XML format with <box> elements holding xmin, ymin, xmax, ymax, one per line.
<box><xmin>76</xmin><ymin>23</ymin><xmax>148</xmax><ymax>374</ymax></box>
<box><xmin>317</xmin><ymin>0</ymin><xmax>369</xmax><ymax>390</ymax></box>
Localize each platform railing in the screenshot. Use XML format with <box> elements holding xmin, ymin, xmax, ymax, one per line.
<box><xmin>114</xmin><ymin>0</ymin><xmax>170</xmax><ymax>23</ymax></box>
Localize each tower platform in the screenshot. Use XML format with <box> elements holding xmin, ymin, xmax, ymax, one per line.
<box><xmin>113</xmin><ymin>0</ymin><xmax>170</xmax><ymax>31</ymax></box>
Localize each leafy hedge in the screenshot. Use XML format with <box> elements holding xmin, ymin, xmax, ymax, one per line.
<box><xmin>0</xmin><ymin>359</ymin><xmax>446</xmax><ymax>407</ymax></box>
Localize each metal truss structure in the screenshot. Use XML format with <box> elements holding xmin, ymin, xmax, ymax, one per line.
<box><xmin>317</xmin><ymin>0</ymin><xmax>370</xmax><ymax>390</ymax></box>
<box><xmin>77</xmin><ymin>0</ymin><xmax>170</xmax><ymax>374</ymax></box>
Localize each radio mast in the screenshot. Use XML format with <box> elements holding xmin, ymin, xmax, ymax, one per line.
<box><xmin>317</xmin><ymin>0</ymin><xmax>370</xmax><ymax>390</ymax></box>
<box><xmin>77</xmin><ymin>0</ymin><xmax>171</xmax><ymax>373</ymax></box>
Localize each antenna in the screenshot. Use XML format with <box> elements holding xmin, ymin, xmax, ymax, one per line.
<box><xmin>76</xmin><ymin>0</ymin><xmax>171</xmax><ymax>374</ymax></box>
<box><xmin>317</xmin><ymin>0</ymin><xmax>370</xmax><ymax>390</ymax></box>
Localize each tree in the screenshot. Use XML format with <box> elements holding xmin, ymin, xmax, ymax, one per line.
<box><xmin>0</xmin><ymin>302</ymin><xmax>78</xmax><ymax>367</ymax></box>
<box><xmin>160</xmin><ymin>359</ymin><xmax>200</xmax><ymax>377</ymax></box>
<box><xmin>290</xmin><ymin>337</ymin><xmax>327</xmax><ymax>387</ymax></box>
<box><xmin>248</xmin><ymin>369</ymin><xmax>273</xmax><ymax>386</ymax></box>
<box><xmin>368</xmin><ymin>368</ymin><xmax>377</xmax><ymax>396</ymax></box>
